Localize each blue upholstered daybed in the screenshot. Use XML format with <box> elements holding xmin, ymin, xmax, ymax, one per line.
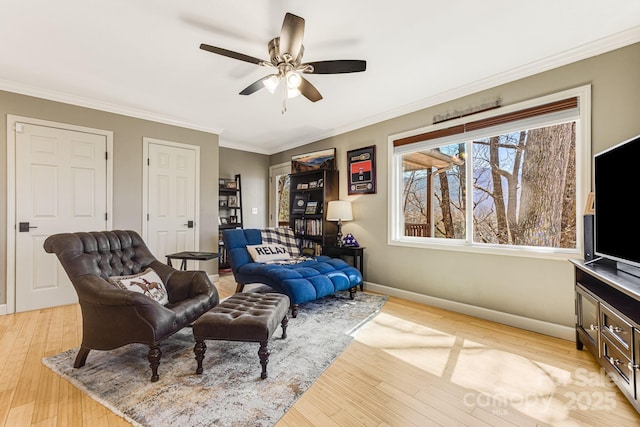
<box><xmin>222</xmin><ymin>227</ymin><xmax>363</xmax><ymax>317</ymax></box>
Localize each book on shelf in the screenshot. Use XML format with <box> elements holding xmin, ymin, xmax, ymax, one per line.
<box><xmin>293</xmin><ymin>219</ymin><xmax>323</xmax><ymax>236</ymax></box>
<box><xmin>296</xmin><ymin>239</ymin><xmax>323</xmax><ymax>256</ymax></box>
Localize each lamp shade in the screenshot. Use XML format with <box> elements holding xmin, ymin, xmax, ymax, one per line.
<box><xmin>326</xmin><ymin>200</ymin><xmax>353</xmax><ymax>221</ymax></box>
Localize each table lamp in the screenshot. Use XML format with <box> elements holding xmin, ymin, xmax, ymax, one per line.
<box><xmin>326</xmin><ymin>200</ymin><xmax>353</xmax><ymax>247</ymax></box>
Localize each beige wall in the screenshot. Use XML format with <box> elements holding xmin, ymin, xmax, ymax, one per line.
<box><xmin>1</xmin><ymin>91</ymin><xmax>219</xmax><ymax>305</ymax></box>
<box><xmin>218</xmin><ymin>147</ymin><xmax>270</xmax><ymax>229</ymax></box>
<box><xmin>271</xmin><ymin>42</ymin><xmax>640</xmax><ymax>328</ymax></box>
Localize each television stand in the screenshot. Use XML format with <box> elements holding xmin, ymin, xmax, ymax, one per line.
<box><xmin>571</xmin><ymin>258</ymin><xmax>640</xmax><ymax>413</ymax></box>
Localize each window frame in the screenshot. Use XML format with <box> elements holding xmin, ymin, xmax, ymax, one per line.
<box><xmin>388</xmin><ymin>85</ymin><xmax>591</xmax><ymax>261</ymax></box>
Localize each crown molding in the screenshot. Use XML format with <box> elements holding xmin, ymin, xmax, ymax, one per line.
<box><xmin>218</xmin><ymin>138</ymin><xmax>271</xmax><ymax>155</ymax></box>
<box><xmin>0</xmin><ymin>78</ymin><xmax>223</xmax><ymax>136</ymax></box>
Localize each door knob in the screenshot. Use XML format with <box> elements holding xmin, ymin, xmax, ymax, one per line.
<box><xmin>183</xmin><ymin>220</ymin><xmax>194</xmax><ymax>228</ymax></box>
<box><xmin>19</xmin><ymin>222</ymin><xmax>38</xmax><ymax>232</ymax></box>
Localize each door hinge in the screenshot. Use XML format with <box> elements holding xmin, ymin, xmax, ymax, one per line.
<box><xmin>105</xmin><ymin>152</ymin><xmax>108</xmax><ymax>160</ymax></box>
<box><xmin>147</xmin><ymin>213</ymin><xmax>150</xmax><ymax>221</ymax></box>
<box><xmin>147</xmin><ymin>158</ymin><xmax>150</xmax><ymax>166</ymax></box>
<box><xmin>105</xmin><ymin>213</ymin><xmax>108</xmax><ymax>220</ymax></box>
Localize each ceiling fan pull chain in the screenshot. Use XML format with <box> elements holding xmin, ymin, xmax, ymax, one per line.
<box><xmin>281</xmin><ymin>83</ymin><xmax>288</xmax><ymax>114</ymax></box>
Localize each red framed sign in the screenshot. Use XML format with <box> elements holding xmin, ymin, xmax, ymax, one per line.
<box><xmin>347</xmin><ymin>145</ymin><xmax>376</xmax><ymax>195</ymax></box>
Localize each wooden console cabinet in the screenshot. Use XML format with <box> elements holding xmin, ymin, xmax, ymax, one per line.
<box><xmin>571</xmin><ymin>258</ymin><xmax>640</xmax><ymax>412</ymax></box>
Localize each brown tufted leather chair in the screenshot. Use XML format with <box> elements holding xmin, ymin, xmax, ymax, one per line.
<box><xmin>43</xmin><ymin>230</ymin><xmax>219</xmax><ymax>381</ymax></box>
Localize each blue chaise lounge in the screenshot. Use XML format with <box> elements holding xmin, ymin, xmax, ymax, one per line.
<box><xmin>223</xmin><ymin>227</ymin><xmax>363</xmax><ymax>317</ymax></box>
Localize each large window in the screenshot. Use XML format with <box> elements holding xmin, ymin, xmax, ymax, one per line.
<box><xmin>390</xmin><ymin>86</ymin><xmax>590</xmax><ymax>258</ymax></box>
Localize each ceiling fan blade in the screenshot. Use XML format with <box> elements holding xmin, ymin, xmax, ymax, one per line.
<box><xmin>199</xmin><ymin>43</ymin><xmax>265</xmax><ymax>66</ymax></box>
<box><xmin>239</xmin><ymin>75</ymin><xmax>277</xmax><ymax>95</ymax></box>
<box><xmin>304</xmin><ymin>60</ymin><xmax>367</xmax><ymax>74</ymax></box>
<box><xmin>298</xmin><ymin>76</ymin><xmax>323</xmax><ymax>102</ymax></box>
<box><xmin>279</xmin><ymin>13</ymin><xmax>305</xmax><ymax>61</ymax></box>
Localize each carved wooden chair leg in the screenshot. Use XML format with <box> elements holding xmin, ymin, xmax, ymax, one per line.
<box><xmin>148</xmin><ymin>345</ymin><xmax>162</xmax><ymax>382</ymax></box>
<box><xmin>74</xmin><ymin>346</ymin><xmax>91</xmax><ymax>368</ymax></box>
<box><xmin>258</xmin><ymin>341</ymin><xmax>270</xmax><ymax>379</ymax></box>
<box><xmin>280</xmin><ymin>315</ymin><xmax>288</xmax><ymax>339</ymax></box>
<box><xmin>349</xmin><ymin>286</ymin><xmax>357</xmax><ymax>300</ymax></box>
<box><xmin>194</xmin><ymin>339</ymin><xmax>207</xmax><ymax>374</ymax></box>
<box><xmin>291</xmin><ymin>304</ymin><xmax>299</xmax><ymax>318</ymax></box>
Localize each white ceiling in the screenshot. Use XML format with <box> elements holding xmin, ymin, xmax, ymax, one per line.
<box><xmin>2</xmin><ymin>1</ymin><xmax>640</xmax><ymax>155</ymax></box>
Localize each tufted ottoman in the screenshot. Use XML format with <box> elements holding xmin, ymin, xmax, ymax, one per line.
<box><xmin>192</xmin><ymin>292</ymin><xmax>290</xmax><ymax>379</ymax></box>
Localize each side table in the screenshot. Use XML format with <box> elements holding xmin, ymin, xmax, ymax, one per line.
<box><xmin>166</xmin><ymin>251</ymin><xmax>219</xmax><ymax>271</ymax></box>
<box><xmin>322</xmin><ymin>245</ymin><xmax>365</xmax><ymax>291</ymax></box>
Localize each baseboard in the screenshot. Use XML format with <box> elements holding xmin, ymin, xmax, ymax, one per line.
<box><xmin>364</xmin><ymin>281</ymin><xmax>574</xmax><ymax>341</ymax></box>
<box><xmin>0</xmin><ymin>304</ymin><xmax>7</xmax><ymax>316</ymax></box>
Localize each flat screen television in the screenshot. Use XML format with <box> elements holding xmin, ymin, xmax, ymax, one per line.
<box><xmin>593</xmin><ymin>133</ymin><xmax>640</xmax><ymax>273</ymax></box>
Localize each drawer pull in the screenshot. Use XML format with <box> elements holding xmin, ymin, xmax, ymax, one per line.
<box><xmin>628</xmin><ymin>362</ymin><xmax>639</xmax><ymax>371</ymax></box>
<box><xmin>589</xmin><ymin>324</ymin><xmax>599</xmax><ymax>331</ymax></box>
<box><xmin>606</xmin><ymin>325</ymin><xmax>624</xmax><ymax>333</ymax></box>
<box><xmin>607</xmin><ymin>356</ymin><xmax>623</xmax><ymax>366</ymax></box>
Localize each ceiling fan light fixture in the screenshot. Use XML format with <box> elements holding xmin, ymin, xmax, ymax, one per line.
<box><xmin>287</xmin><ymin>87</ymin><xmax>301</xmax><ymax>99</ymax></box>
<box><xmin>263</xmin><ymin>75</ymin><xmax>280</xmax><ymax>94</ymax></box>
<box><xmin>285</xmin><ymin>70</ymin><xmax>301</xmax><ymax>89</ymax></box>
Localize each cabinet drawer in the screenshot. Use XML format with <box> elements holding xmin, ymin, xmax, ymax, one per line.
<box><xmin>601</xmin><ymin>335</ymin><xmax>634</xmax><ymax>396</ymax></box>
<box><xmin>575</xmin><ymin>284</ymin><xmax>599</xmax><ymax>354</ymax></box>
<box><xmin>600</xmin><ymin>303</ymin><xmax>632</xmax><ymax>358</ymax></box>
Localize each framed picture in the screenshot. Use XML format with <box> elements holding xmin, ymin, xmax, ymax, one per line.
<box><xmin>299</xmin><ymin>183</ymin><xmax>309</xmax><ymax>190</ymax></box>
<box><xmin>309</xmin><ymin>180</ymin><xmax>318</xmax><ymax>188</ymax></box>
<box><xmin>305</xmin><ymin>200</ymin><xmax>319</xmax><ymax>215</ymax></box>
<box><xmin>292</xmin><ymin>193</ymin><xmax>309</xmax><ymax>214</ymax></box>
<box><xmin>317</xmin><ymin>178</ymin><xmax>324</xmax><ymax>188</ymax></box>
<box><xmin>347</xmin><ymin>145</ymin><xmax>377</xmax><ymax>195</ymax></box>
<box><xmin>228</xmin><ymin>195</ymin><xmax>238</xmax><ymax>207</ymax></box>
<box><xmin>220</xmin><ymin>217</ymin><xmax>229</xmax><ymax>224</ymax></box>
<box><xmin>229</xmin><ymin>215</ymin><xmax>238</xmax><ymax>224</ymax></box>
<box><xmin>218</xmin><ymin>179</ymin><xmax>226</xmax><ymax>187</ymax></box>
<box><xmin>291</xmin><ymin>148</ymin><xmax>336</xmax><ymax>173</ymax></box>
<box><xmin>225</xmin><ymin>180</ymin><xmax>238</xmax><ymax>189</ymax></box>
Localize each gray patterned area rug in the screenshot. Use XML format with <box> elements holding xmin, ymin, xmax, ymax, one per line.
<box><xmin>42</xmin><ymin>292</ymin><xmax>387</xmax><ymax>427</ymax></box>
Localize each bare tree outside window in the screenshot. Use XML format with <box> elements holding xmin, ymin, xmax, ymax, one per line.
<box><xmin>401</xmin><ymin>121</ymin><xmax>577</xmax><ymax>249</ymax></box>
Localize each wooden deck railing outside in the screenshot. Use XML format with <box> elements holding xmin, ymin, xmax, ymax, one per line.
<box><xmin>405</xmin><ymin>223</ymin><xmax>429</xmax><ymax>237</ymax></box>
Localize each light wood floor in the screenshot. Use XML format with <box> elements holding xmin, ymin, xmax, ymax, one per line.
<box><xmin>2</xmin><ymin>274</ymin><xmax>640</xmax><ymax>426</ymax></box>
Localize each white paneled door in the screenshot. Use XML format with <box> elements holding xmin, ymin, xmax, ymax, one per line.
<box><xmin>15</xmin><ymin>123</ymin><xmax>108</xmax><ymax>312</ymax></box>
<box><xmin>146</xmin><ymin>139</ymin><xmax>198</xmax><ymax>268</ymax></box>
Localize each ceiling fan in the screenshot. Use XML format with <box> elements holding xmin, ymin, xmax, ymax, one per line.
<box><xmin>200</xmin><ymin>12</ymin><xmax>366</xmax><ymax>112</ymax></box>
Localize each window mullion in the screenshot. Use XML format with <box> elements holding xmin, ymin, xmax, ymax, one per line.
<box><xmin>465</xmin><ymin>141</ymin><xmax>474</xmax><ymax>244</ymax></box>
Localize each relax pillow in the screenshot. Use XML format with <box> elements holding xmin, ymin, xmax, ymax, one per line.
<box><xmin>108</xmin><ymin>267</ymin><xmax>169</xmax><ymax>305</ymax></box>
<box><xmin>247</xmin><ymin>244</ymin><xmax>291</xmax><ymax>263</ymax></box>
